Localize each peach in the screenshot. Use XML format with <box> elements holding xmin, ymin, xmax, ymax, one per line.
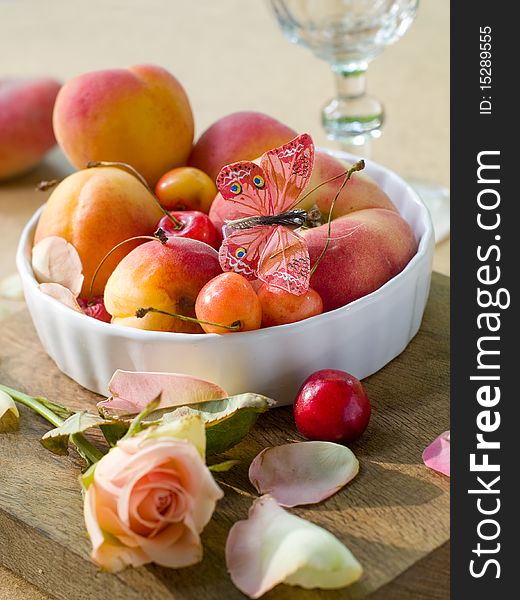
<box><xmin>104</xmin><ymin>238</ymin><xmax>222</xmax><ymax>333</ymax></box>
<box><xmin>302</xmin><ymin>151</ymin><xmax>397</xmax><ymax>217</ymax></box>
<box><xmin>34</xmin><ymin>167</ymin><xmax>164</xmax><ymax>297</ymax></box>
<box><xmin>53</xmin><ymin>64</ymin><xmax>194</xmax><ymax>185</ymax></box>
<box><xmin>303</xmin><ymin>209</ymin><xmax>417</xmax><ymax>311</ymax></box>
<box><xmin>188</xmin><ymin>111</ymin><xmax>297</xmax><ymax>181</ymax></box>
<box><xmin>0</xmin><ymin>77</ymin><xmax>61</xmax><ymax>180</ymax></box>
<box><xmin>209</xmin><ymin>149</ymin><xmax>396</xmax><ymax>232</ymax></box>
<box><xmin>155</xmin><ymin>166</ymin><xmax>217</xmax><ymax>213</ymax></box>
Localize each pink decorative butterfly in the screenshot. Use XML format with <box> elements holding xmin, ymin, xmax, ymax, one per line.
<box><xmin>216</xmin><ymin>133</ymin><xmax>314</xmax><ymax>295</ymax></box>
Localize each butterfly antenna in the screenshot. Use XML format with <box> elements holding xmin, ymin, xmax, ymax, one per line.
<box><xmin>309</xmin><ymin>160</ymin><xmax>365</xmax><ymax>278</ymax></box>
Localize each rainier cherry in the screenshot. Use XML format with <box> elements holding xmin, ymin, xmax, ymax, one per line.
<box><xmin>195</xmin><ymin>272</ymin><xmax>262</xmax><ymax>334</ymax></box>
<box><xmin>294</xmin><ymin>369</ymin><xmax>371</xmax><ymax>443</ymax></box>
<box><xmin>257</xmin><ymin>283</ymin><xmax>323</xmax><ymax>327</ymax></box>
<box><xmin>155</xmin><ymin>166</ymin><xmax>217</xmax><ymax>213</ymax></box>
<box><xmin>157</xmin><ymin>212</ymin><xmax>220</xmax><ymax>249</ymax></box>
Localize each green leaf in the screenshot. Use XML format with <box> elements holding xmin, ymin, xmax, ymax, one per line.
<box><xmin>80</xmin><ymin>461</ymin><xmax>97</xmax><ymax>490</ymax></box>
<box><xmin>163</xmin><ymin>393</ymin><xmax>275</xmax><ymax>455</ymax></box>
<box><xmin>121</xmin><ymin>398</ymin><xmax>161</xmax><ymax>440</ymax></box>
<box><xmin>40</xmin><ymin>412</ymin><xmax>105</xmax><ymax>455</ymax></box>
<box><xmin>209</xmin><ymin>459</ymin><xmax>240</xmax><ymax>473</ymax></box>
<box><xmin>100</xmin><ymin>422</ymin><xmax>129</xmax><ymax>447</ymax></box>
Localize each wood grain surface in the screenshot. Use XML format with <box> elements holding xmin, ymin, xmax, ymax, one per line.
<box><xmin>0</xmin><ymin>272</ymin><xmax>449</xmax><ymax>599</ymax></box>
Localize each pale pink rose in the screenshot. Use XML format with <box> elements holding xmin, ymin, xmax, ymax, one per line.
<box><xmin>83</xmin><ymin>417</ymin><xmax>223</xmax><ymax>572</ymax></box>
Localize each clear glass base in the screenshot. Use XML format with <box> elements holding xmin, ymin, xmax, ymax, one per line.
<box><xmin>408</xmin><ymin>179</ymin><xmax>450</xmax><ymax>242</ymax></box>
<box><xmin>322</xmin><ymin>67</ymin><xmax>384</xmax><ymax>143</ymax></box>
<box><xmin>322</xmin><ymin>95</ymin><xmax>384</xmax><ymax>140</ymax></box>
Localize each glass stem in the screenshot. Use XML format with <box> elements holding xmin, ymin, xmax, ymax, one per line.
<box><xmin>333</xmin><ymin>66</ymin><xmax>368</xmax><ymax>100</ymax></box>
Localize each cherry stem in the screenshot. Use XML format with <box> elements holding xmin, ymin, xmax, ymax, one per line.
<box><xmin>36</xmin><ymin>179</ymin><xmax>61</xmax><ymax>192</ymax></box>
<box><xmin>309</xmin><ymin>160</ymin><xmax>365</xmax><ymax>278</ymax></box>
<box><xmin>292</xmin><ymin>167</ymin><xmax>361</xmax><ymax>210</ymax></box>
<box><xmin>135</xmin><ymin>306</ymin><xmax>241</xmax><ymax>332</ymax></box>
<box><xmin>86</xmin><ymin>160</ymin><xmax>183</xmax><ymax>230</ymax></box>
<box><xmin>88</xmin><ymin>234</ymin><xmax>165</xmax><ymax>303</ymax></box>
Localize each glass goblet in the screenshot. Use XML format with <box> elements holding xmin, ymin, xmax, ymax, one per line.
<box><xmin>269</xmin><ymin>0</ymin><xmax>419</xmax><ymax>144</ymax></box>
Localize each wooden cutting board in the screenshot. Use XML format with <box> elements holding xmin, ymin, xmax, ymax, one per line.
<box><xmin>0</xmin><ymin>272</ymin><xmax>450</xmax><ymax>600</ymax></box>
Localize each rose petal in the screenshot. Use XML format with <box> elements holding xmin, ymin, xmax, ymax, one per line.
<box><xmin>423</xmin><ymin>430</ymin><xmax>450</xmax><ymax>477</ymax></box>
<box><xmin>249</xmin><ymin>441</ymin><xmax>359</xmax><ymax>507</ymax></box>
<box><xmin>38</xmin><ymin>282</ymin><xmax>84</xmax><ymax>313</ymax></box>
<box><xmin>84</xmin><ymin>420</ymin><xmax>223</xmax><ymax>573</ymax></box>
<box><xmin>32</xmin><ymin>236</ymin><xmax>84</xmax><ymax>297</ymax></box>
<box><xmin>97</xmin><ymin>370</ymin><xmax>228</xmax><ymax>416</ymax></box>
<box><xmin>0</xmin><ymin>389</ymin><xmax>19</xmax><ymax>432</ymax></box>
<box><xmin>226</xmin><ymin>495</ymin><xmax>363</xmax><ymax>598</ymax></box>
<box><xmin>85</xmin><ymin>485</ymin><xmax>148</xmax><ymax>572</ymax></box>
<box><xmin>0</xmin><ymin>273</ymin><xmax>24</xmax><ymax>300</ymax></box>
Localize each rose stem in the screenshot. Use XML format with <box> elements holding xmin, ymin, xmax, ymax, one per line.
<box><xmin>0</xmin><ymin>383</ymin><xmax>104</xmax><ymax>464</ymax></box>
<box><xmin>136</xmin><ymin>306</ymin><xmax>241</xmax><ymax>332</ymax></box>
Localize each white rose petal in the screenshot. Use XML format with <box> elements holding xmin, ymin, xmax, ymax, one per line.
<box><xmin>226</xmin><ymin>495</ymin><xmax>363</xmax><ymax>598</ymax></box>
<box><xmin>32</xmin><ymin>236</ymin><xmax>84</xmax><ymax>297</ymax></box>
<box><xmin>0</xmin><ymin>389</ymin><xmax>19</xmax><ymax>432</ymax></box>
<box><xmin>0</xmin><ymin>273</ymin><xmax>24</xmax><ymax>300</ymax></box>
<box><xmin>38</xmin><ymin>282</ymin><xmax>84</xmax><ymax>313</ymax></box>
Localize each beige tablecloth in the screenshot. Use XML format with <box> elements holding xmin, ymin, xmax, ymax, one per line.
<box><xmin>0</xmin><ymin>0</ymin><xmax>449</xmax><ymax>597</ymax></box>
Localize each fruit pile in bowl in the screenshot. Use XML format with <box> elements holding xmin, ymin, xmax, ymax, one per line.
<box><xmin>16</xmin><ymin>64</ymin><xmax>434</xmax><ymax>403</ymax></box>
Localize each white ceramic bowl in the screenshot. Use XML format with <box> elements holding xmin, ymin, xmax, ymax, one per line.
<box><xmin>16</xmin><ymin>150</ymin><xmax>434</xmax><ymax>405</ymax></box>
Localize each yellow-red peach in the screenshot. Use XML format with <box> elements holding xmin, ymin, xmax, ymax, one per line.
<box><xmin>303</xmin><ymin>209</ymin><xmax>417</xmax><ymax>311</ymax></box>
<box><xmin>34</xmin><ymin>167</ymin><xmax>164</xmax><ymax>297</ymax></box>
<box><xmin>188</xmin><ymin>111</ymin><xmax>297</xmax><ymax>181</ymax></box>
<box><xmin>0</xmin><ymin>77</ymin><xmax>61</xmax><ymax>180</ymax></box>
<box><xmin>104</xmin><ymin>238</ymin><xmax>222</xmax><ymax>333</ymax></box>
<box><xmin>53</xmin><ymin>64</ymin><xmax>194</xmax><ymax>185</ymax></box>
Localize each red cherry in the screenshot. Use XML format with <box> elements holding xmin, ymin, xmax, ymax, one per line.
<box><xmin>294</xmin><ymin>369</ymin><xmax>371</xmax><ymax>442</ymax></box>
<box><xmin>77</xmin><ymin>296</ymin><xmax>111</xmax><ymax>323</ymax></box>
<box><xmin>157</xmin><ymin>212</ymin><xmax>220</xmax><ymax>249</ymax></box>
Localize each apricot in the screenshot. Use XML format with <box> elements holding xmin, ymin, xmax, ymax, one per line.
<box><xmin>155</xmin><ymin>167</ymin><xmax>217</xmax><ymax>213</ymax></box>
<box><xmin>34</xmin><ymin>167</ymin><xmax>164</xmax><ymax>296</ymax></box>
<box><xmin>104</xmin><ymin>238</ymin><xmax>222</xmax><ymax>333</ymax></box>
<box><xmin>195</xmin><ymin>273</ymin><xmax>262</xmax><ymax>334</ymax></box>
<box><xmin>257</xmin><ymin>284</ymin><xmax>323</xmax><ymax>327</ymax></box>
<box><xmin>0</xmin><ymin>77</ymin><xmax>61</xmax><ymax>180</ymax></box>
<box><xmin>188</xmin><ymin>111</ymin><xmax>297</xmax><ymax>181</ymax></box>
<box><xmin>53</xmin><ymin>64</ymin><xmax>194</xmax><ymax>185</ymax></box>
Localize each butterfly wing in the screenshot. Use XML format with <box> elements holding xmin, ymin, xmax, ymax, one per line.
<box><xmin>219</xmin><ymin>226</ymin><xmax>272</xmax><ymax>280</ymax></box>
<box><xmin>216</xmin><ymin>161</ymin><xmax>272</xmax><ymax>218</ymax></box>
<box><xmin>258</xmin><ymin>226</ymin><xmax>310</xmax><ymax>295</ymax></box>
<box><xmin>260</xmin><ymin>133</ymin><xmax>314</xmax><ymax>214</ymax></box>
